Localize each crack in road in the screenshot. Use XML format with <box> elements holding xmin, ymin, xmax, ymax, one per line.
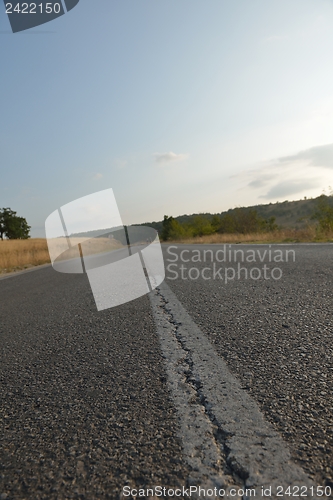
<box><xmin>149</xmin><ymin>281</ymin><xmax>327</xmax><ymax>500</ymax></box>
<box><xmin>159</xmin><ymin>289</ymin><xmax>250</xmax><ymax>485</ymax></box>
<box><xmin>150</xmin><ymin>286</ymin><xmax>243</xmax><ymax>498</ymax></box>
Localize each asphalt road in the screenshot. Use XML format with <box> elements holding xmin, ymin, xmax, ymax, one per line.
<box><xmin>164</xmin><ymin>244</ymin><xmax>333</xmax><ymax>489</ymax></box>
<box><xmin>0</xmin><ymin>243</ymin><xmax>332</xmax><ymax>498</ymax></box>
<box><xmin>0</xmin><ymin>267</ymin><xmax>190</xmax><ymax>499</ymax></box>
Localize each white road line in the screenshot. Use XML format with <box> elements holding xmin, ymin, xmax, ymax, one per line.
<box><xmin>149</xmin><ymin>281</ymin><xmax>324</xmax><ymax>500</ymax></box>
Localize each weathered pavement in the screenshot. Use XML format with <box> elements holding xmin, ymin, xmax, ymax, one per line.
<box><xmin>149</xmin><ymin>281</ymin><xmax>325</xmax><ymax>498</ymax></box>
<box><xmin>0</xmin><ymin>268</ymin><xmax>190</xmax><ymax>499</ymax></box>
<box><xmin>0</xmin><ymin>244</ymin><xmax>332</xmax><ymax>499</ymax></box>
<box><xmin>162</xmin><ymin>244</ymin><xmax>333</xmax><ymax>492</ymax></box>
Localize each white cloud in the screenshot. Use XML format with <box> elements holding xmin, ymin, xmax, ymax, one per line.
<box><xmin>153</xmin><ymin>152</ymin><xmax>188</xmax><ymax>164</ymax></box>
<box><xmin>234</xmin><ymin>142</ymin><xmax>333</xmax><ymax>201</ymax></box>
<box><xmin>277</xmin><ymin>143</ymin><xmax>333</xmax><ymax>169</ymax></box>
<box><xmin>93</xmin><ymin>173</ymin><xmax>103</xmax><ymax>180</ymax></box>
<box><xmin>259</xmin><ymin>179</ymin><xmax>322</xmax><ymax>199</ymax></box>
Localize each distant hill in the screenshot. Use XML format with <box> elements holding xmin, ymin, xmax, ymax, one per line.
<box><xmin>66</xmin><ymin>195</ymin><xmax>333</xmax><ymax>239</ymax></box>
<box><xmin>141</xmin><ymin>195</ymin><xmax>333</xmax><ymax>232</ymax></box>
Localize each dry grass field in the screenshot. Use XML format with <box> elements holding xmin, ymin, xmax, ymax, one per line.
<box><xmin>0</xmin><ymin>238</ymin><xmax>124</xmax><ymax>274</ymax></box>
<box><xmin>0</xmin><ymin>239</ymin><xmax>50</xmax><ymax>274</ymax></box>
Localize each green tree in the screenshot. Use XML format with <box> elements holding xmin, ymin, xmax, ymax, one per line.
<box><xmin>0</xmin><ymin>208</ymin><xmax>31</xmax><ymax>240</ymax></box>
<box><xmin>211</xmin><ymin>215</ymin><xmax>221</xmax><ymax>232</ymax></box>
<box><xmin>191</xmin><ymin>215</ymin><xmax>214</xmax><ymax>237</ymax></box>
<box><xmin>312</xmin><ymin>195</ymin><xmax>333</xmax><ymax>233</ymax></box>
<box><xmin>218</xmin><ymin>208</ymin><xmax>276</xmax><ymax>234</ymax></box>
<box><xmin>160</xmin><ymin>215</ymin><xmax>192</xmax><ymax>240</ymax></box>
<box><xmin>218</xmin><ymin>212</ymin><xmax>237</xmax><ymax>233</ymax></box>
<box><xmin>160</xmin><ymin>215</ymin><xmax>174</xmax><ymax>241</ymax></box>
<box><xmin>260</xmin><ymin>216</ymin><xmax>278</xmax><ymax>232</ymax></box>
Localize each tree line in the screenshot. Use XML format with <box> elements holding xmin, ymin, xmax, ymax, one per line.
<box><xmin>160</xmin><ymin>194</ymin><xmax>333</xmax><ymax>241</ymax></box>
<box><xmin>160</xmin><ymin>208</ymin><xmax>277</xmax><ymax>241</ymax></box>
<box><xmin>0</xmin><ymin>208</ymin><xmax>30</xmax><ymax>240</ymax></box>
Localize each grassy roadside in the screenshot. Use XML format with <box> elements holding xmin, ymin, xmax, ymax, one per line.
<box><xmin>0</xmin><ymin>239</ymin><xmax>50</xmax><ymax>274</ymax></box>
<box><xmin>0</xmin><ymin>237</ymin><xmax>122</xmax><ymax>275</ymax></box>
<box><xmin>165</xmin><ymin>227</ymin><xmax>333</xmax><ymax>244</ymax></box>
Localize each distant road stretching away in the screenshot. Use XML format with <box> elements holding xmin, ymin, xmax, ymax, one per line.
<box><xmin>0</xmin><ymin>244</ymin><xmax>332</xmax><ymax>499</ymax></box>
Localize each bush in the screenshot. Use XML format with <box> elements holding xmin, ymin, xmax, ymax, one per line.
<box><xmin>218</xmin><ymin>208</ymin><xmax>276</xmax><ymax>234</ymax></box>
<box><xmin>161</xmin><ymin>215</ymin><xmax>192</xmax><ymax>241</ymax></box>
<box><xmin>312</xmin><ymin>194</ymin><xmax>333</xmax><ymax>233</ymax></box>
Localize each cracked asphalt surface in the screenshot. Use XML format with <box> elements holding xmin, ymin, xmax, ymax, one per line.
<box><xmin>1</xmin><ymin>243</ymin><xmax>332</xmax><ymax>499</ymax></box>
<box><xmin>0</xmin><ymin>268</ymin><xmax>190</xmax><ymax>499</ymax></box>
<box><xmin>163</xmin><ymin>243</ymin><xmax>333</xmax><ymax>489</ymax></box>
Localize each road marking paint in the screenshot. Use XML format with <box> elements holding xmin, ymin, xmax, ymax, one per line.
<box><xmin>149</xmin><ymin>281</ymin><xmax>323</xmax><ymax>499</ymax></box>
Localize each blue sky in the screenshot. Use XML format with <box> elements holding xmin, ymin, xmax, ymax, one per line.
<box><xmin>1</xmin><ymin>0</ymin><xmax>333</xmax><ymax>236</ymax></box>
